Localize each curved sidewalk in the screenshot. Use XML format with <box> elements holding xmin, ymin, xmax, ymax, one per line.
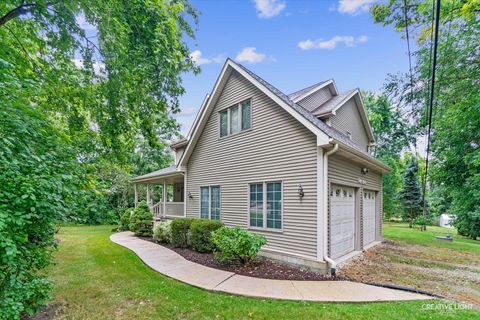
<box><xmin>110</xmin><ymin>232</ymin><xmax>433</xmax><ymax>302</ymax></box>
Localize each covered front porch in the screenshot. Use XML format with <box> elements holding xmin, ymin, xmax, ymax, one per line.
<box><xmin>131</xmin><ymin>165</ymin><xmax>186</xmax><ymax>219</ymax></box>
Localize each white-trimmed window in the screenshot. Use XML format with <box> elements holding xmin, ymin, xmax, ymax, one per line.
<box><xmin>200</xmin><ymin>186</ymin><xmax>221</xmax><ymax>220</ymax></box>
<box><xmin>219</xmin><ymin>99</ymin><xmax>251</xmax><ymax>137</ymax></box>
<box><xmin>249</xmin><ymin>181</ymin><xmax>282</xmax><ymax>230</ymax></box>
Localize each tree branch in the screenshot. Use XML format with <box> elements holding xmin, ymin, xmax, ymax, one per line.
<box><xmin>0</xmin><ymin>3</ymin><xmax>36</xmax><ymax>27</ymax></box>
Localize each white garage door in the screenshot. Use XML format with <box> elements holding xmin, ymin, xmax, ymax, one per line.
<box><xmin>330</xmin><ymin>185</ymin><xmax>355</xmax><ymax>259</ymax></box>
<box><xmin>363</xmin><ymin>190</ymin><xmax>376</xmax><ymax>245</ymax></box>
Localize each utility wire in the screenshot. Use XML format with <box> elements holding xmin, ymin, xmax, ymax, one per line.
<box><xmin>403</xmin><ymin>0</ymin><xmax>417</xmax><ymax>152</ymax></box>
<box><xmin>422</xmin><ymin>0</ymin><xmax>442</xmax><ymax>222</ymax></box>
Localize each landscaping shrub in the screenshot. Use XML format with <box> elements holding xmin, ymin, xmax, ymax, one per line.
<box><xmin>190</xmin><ymin>219</ymin><xmax>224</xmax><ymax>252</ymax></box>
<box><xmin>129</xmin><ymin>202</ymin><xmax>153</xmax><ymax>236</ymax></box>
<box><xmin>170</xmin><ymin>218</ymin><xmax>195</xmax><ymax>248</ymax></box>
<box><xmin>211</xmin><ymin>227</ymin><xmax>267</xmax><ymax>265</ymax></box>
<box><xmin>118</xmin><ymin>209</ymin><xmax>134</xmax><ymax>231</ymax></box>
<box><xmin>153</xmin><ymin>220</ymin><xmax>172</xmax><ymax>243</ymax></box>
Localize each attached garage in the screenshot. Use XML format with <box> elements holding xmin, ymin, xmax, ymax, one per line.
<box><xmin>362</xmin><ymin>190</ymin><xmax>376</xmax><ymax>246</ymax></box>
<box><xmin>330</xmin><ymin>185</ymin><xmax>356</xmax><ymax>259</ymax></box>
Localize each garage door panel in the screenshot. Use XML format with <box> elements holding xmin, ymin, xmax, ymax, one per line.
<box><xmin>330</xmin><ymin>185</ymin><xmax>355</xmax><ymax>259</ymax></box>
<box><xmin>363</xmin><ymin>190</ymin><xmax>376</xmax><ymax>245</ymax></box>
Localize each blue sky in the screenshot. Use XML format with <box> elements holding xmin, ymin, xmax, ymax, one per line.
<box><xmin>175</xmin><ymin>0</ymin><xmax>410</xmax><ymax>136</ymax></box>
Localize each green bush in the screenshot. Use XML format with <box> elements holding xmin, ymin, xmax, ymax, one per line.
<box><xmin>119</xmin><ymin>209</ymin><xmax>134</xmax><ymax>231</ymax></box>
<box><xmin>413</xmin><ymin>215</ymin><xmax>433</xmax><ymax>229</ymax></box>
<box><xmin>190</xmin><ymin>219</ymin><xmax>224</xmax><ymax>252</ymax></box>
<box><xmin>170</xmin><ymin>218</ymin><xmax>195</xmax><ymax>248</ymax></box>
<box><xmin>153</xmin><ymin>220</ymin><xmax>172</xmax><ymax>243</ymax></box>
<box><xmin>0</xmin><ymin>105</ymin><xmax>78</xmax><ymax>319</ymax></box>
<box><xmin>211</xmin><ymin>227</ymin><xmax>267</xmax><ymax>265</ymax></box>
<box><xmin>129</xmin><ymin>202</ymin><xmax>153</xmax><ymax>236</ymax></box>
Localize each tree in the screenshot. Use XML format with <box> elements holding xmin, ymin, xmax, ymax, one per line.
<box><xmin>0</xmin><ymin>1</ymin><xmax>199</xmax><ymax>317</ymax></box>
<box><xmin>0</xmin><ymin>105</ymin><xmax>77</xmax><ymax>319</ymax></box>
<box><xmin>371</xmin><ymin>0</ymin><xmax>480</xmax><ymax>237</ymax></box>
<box><xmin>362</xmin><ymin>92</ymin><xmax>411</xmax><ymax>218</ymax></box>
<box><xmin>398</xmin><ymin>157</ymin><xmax>424</xmax><ymax>228</ymax></box>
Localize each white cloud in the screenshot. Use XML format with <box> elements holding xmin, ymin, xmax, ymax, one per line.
<box><xmin>337</xmin><ymin>0</ymin><xmax>377</xmax><ymax>15</ymax></box>
<box><xmin>253</xmin><ymin>0</ymin><xmax>286</xmax><ymax>18</ymax></box>
<box><xmin>235</xmin><ymin>47</ymin><xmax>273</xmax><ymax>64</ymax></box>
<box><xmin>190</xmin><ymin>50</ymin><xmax>223</xmax><ymax>66</ymax></box>
<box><xmin>298</xmin><ymin>35</ymin><xmax>368</xmax><ymax>50</ymax></box>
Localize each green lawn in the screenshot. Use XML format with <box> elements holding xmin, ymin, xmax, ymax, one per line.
<box><xmin>383</xmin><ymin>223</ymin><xmax>480</xmax><ymax>253</ymax></box>
<box><xmin>45</xmin><ymin>226</ymin><xmax>480</xmax><ymax>319</ymax></box>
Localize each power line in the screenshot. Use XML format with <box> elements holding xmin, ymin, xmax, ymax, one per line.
<box><xmin>422</xmin><ymin>0</ymin><xmax>441</xmax><ymax>223</ymax></box>
<box><xmin>403</xmin><ymin>0</ymin><xmax>417</xmax><ymax>152</ymax></box>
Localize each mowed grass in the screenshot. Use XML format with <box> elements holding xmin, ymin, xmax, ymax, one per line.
<box><xmin>383</xmin><ymin>223</ymin><xmax>480</xmax><ymax>253</ymax></box>
<box><xmin>45</xmin><ymin>226</ymin><xmax>480</xmax><ymax>319</ymax></box>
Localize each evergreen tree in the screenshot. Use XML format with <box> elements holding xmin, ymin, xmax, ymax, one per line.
<box><xmin>398</xmin><ymin>157</ymin><xmax>423</xmax><ymax>228</ymax></box>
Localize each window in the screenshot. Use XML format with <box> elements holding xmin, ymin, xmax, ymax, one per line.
<box><xmin>267</xmin><ymin>182</ymin><xmax>282</xmax><ymax>229</ymax></box>
<box><xmin>200</xmin><ymin>186</ymin><xmax>221</xmax><ymax>220</ymax></box>
<box><xmin>200</xmin><ymin>187</ymin><xmax>209</xmax><ymax>219</ymax></box>
<box><xmin>346</xmin><ymin>131</ymin><xmax>352</xmax><ymax>140</ymax></box>
<box><xmin>249</xmin><ymin>184</ymin><xmax>263</xmax><ymax>227</ymax></box>
<box><xmin>220</xmin><ymin>110</ymin><xmax>228</xmax><ymax>137</ymax></box>
<box><xmin>241</xmin><ymin>101</ymin><xmax>251</xmax><ymax>130</ymax></box>
<box><xmin>249</xmin><ymin>182</ymin><xmax>282</xmax><ymax>230</ymax></box>
<box><xmin>230</xmin><ymin>105</ymin><xmax>240</xmax><ymax>134</ymax></box>
<box><xmin>219</xmin><ymin>99</ymin><xmax>251</xmax><ymax>137</ymax></box>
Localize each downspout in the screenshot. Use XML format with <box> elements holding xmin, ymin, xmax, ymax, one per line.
<box><xmin>323</xmin><ymin>143</ymin><xmax>339</xmax><ymax>276</ymax></box>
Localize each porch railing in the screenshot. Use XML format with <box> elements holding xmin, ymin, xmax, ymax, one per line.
<box><xmin>149</xmin><ymin>201</ymin><xmax>184</xmax><ymax>219</ymax></box>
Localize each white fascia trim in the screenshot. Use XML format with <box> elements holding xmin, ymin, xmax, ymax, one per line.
<box><xmin>335</xmin><ymin>140</ymin><xmax>391</xmax><ymax>173</ymax></box>
<box><xmin>329</xmin><ymin>89</ymin><xmax>358</xmax><ymax>115</ymax></box>
<box><xmin>319</xmin><ymin>90</ymin><xmax>375</xmax><ymax>144</ymax></box>
<box><xmin>292</xmin><ymin>79</ymin><xmax>336</xmax><ymax>103</ymax></box>
<box><xmin>131</xmin><ymin>171</ymin><xmax>185</xmax><ymax>183</ymax></box>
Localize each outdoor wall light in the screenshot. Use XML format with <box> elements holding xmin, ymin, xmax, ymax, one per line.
<box><xmin>188</xmin><ymin>192</ymin><xmax>193</xmax><ymax>200</ymax></box>
<box><xmin>298</xmin><ymin>185</ymin><xmax>304</xmax><ymax>198</ymax></box>
<box><xmin>361</xmin><ymin>167</ymin><xmax>369</xmax><ymax>175</ymax></box>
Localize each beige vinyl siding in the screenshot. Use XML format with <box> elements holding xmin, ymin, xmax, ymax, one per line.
<box><xmin>174</xmin><ymin>147</ymin><xmax>185</xmax><ymax>165</ymax></box>
<box><xmin>186</xmin><ymin>70</ymin><xmax>318</xmax><ymax>259</ymax></box>
<box><xmin>329</xmin><ymin>99</ymin><xmax>370</xmax><ymax>151</ymax></box>
<box><xmin>328</xmin><ymin>154</ymin><xmax>382</xmax><ymax>253</ymax></box>
<box><xmin>296</xmin><ymin>87</ymin><xmax>333</xmax><ymax>112</ymax></box>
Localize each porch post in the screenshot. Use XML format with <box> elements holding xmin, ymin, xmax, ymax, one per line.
<box><xmin>134</xmin><ymin>183</ymin><xmax>138</xmax><ymax>209</ymax></box>
<box><xmin>163</xmin><ymin>179</ymin><xmax>167</xmax><ymax>217</ymax></box>
<box><xmin>146</xmin><ymin>184</ymin><xmax>151</xmax><ymax>206</ymax></box>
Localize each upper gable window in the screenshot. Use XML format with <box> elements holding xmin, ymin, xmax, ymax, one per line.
<box><xmin>219</xmin><ymin>99</ymin><xmax>251</xmax><ymax>137</ymax></box>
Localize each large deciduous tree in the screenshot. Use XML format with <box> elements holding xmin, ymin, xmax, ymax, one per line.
<box><xmin>371</xmin><ymin>0</ymin><xmax>479</xmax><ymax>237</ymax></box>
<box><xmin>0</xmin><ymin>1</ymin><xmax>199</xmax><ymax>317</ymax></box>
<box><xmin>362</xmin><ymin>92</ymin><xmax>412</xmax><ymax>218</ymax></box>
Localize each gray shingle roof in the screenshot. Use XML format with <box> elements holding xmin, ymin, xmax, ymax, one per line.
<box><xmin>235</xmin><ymin>62</ymin><xmax>376</xmax><ymax>161</ymax></box>
<box><xmin>311</xmin><ymin>89</ymin><xmax>357</xmax><ymax>116</ymax></box>
<box><xmin>287</xmin><ymin>80</ymin><xmax>330</xmax><ymax>101</ymax></box>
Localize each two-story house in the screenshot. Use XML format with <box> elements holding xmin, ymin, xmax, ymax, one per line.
<box><xmin>131</xmin><ymin>59</ymin><xmax>390</xmax><ymax>274</ymax></box>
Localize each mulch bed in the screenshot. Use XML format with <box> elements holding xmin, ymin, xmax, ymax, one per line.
<box><xmin>139</xmin><ymin>237</ymin><xmax>337</xmax><ymax>281</ymax></box>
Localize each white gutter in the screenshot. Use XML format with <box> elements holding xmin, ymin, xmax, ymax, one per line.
<box><xmin>323</xmin><ymin>143</ymin><xmax>339</xmax><ymax>276</ymax></box>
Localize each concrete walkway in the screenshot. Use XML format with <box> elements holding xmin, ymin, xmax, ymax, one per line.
<box><xmin>110</xmin><ymin>232</ymin><xmax>432</xmax><ymax>302</ymax></box>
